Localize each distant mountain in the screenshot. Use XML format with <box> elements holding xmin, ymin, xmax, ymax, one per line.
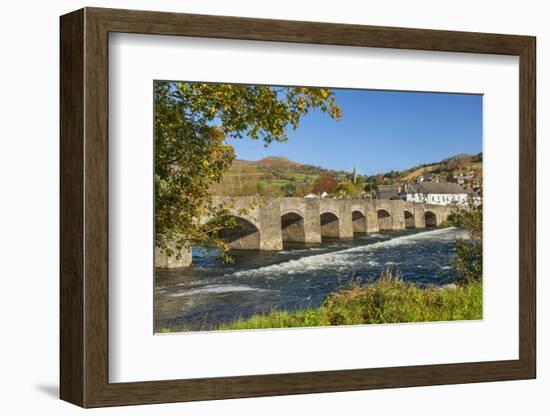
<box><xmin>250</xmin><ymin>156</ymin><xmax>304</xmax><ymax>167</ymax></box>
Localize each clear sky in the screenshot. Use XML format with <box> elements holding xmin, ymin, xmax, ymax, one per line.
<box><xmin>228</xmin><ymin>88</ymin><xmax>482</xmax><ymax>176</ymax></box>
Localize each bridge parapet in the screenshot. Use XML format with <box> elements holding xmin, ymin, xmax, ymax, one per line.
<box><xmin>155</xmin><ymin>197</ymin><xmax>452</xmax><ymax>268</ymax></box>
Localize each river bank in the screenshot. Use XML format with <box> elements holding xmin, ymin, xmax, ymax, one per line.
<box><xmin>217</xmin><ymin>275</ymin><xmax>482</xmax><ymax>330</ymax></box>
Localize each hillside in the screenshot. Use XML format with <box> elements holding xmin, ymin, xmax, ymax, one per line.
<box><xmin>209</xmin><ymin>157</ymin><xmax>337</xmax><ymax>197</ymax></box>
<box><xmin>253</xmin><ymin>156</ymin><xmax>303</xmax><ymax>167</ymax></box>
<box><xmin>401</xmin><ymin>160</ymin><xmax>482</xmax><ymax>182</ymax></box>
<box><xmin>209</xmin><ymin>153</ymin><xmax>482</xmax><ymax>197</ymax></box>
<box><xmin>399</xmin><ymin>153</ymin><xmax>482</xmax><ymax>183</ymax></box>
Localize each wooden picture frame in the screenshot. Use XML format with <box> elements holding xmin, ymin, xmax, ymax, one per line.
<box><xmin>60</xmin><ymin>7</ymin><xmax>536</xmax><ymax>408</ymax></box>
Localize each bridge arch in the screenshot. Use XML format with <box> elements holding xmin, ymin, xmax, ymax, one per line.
<box><xmin>424</xmin><ymin>211</ymin><xmax>438</xmax><ymax>227</ymax></box>
<box><xmin>218</xmin><ymin>216</ymin><xmax>261</xmax><ymax>250</ymax></box>
<box><xmin>281</xmin><ymin>208</ymin><xmax>305</xmax><ymax>217</ymax></box>
<box><xmin>352</xmin><ymin>210</ymin><xmax>367</xmax><ymax>234</ymax></box>
<box><xmin>377</xmin><ymin>209</ymin><xmax>393</xmax><ymax>231</ymax></box>
<box><xmin>281</xmin><ymin>211</ymin><xmax>306</xmax><ymax>243</ymax></box>
<box><xmin>320</xmin><ymin>211</ymin><xmax>340</xmax><ymax>239</ymax></box>
<box><xmin>404</xmin><ymin>210</ymin><xmax>415</xmax><ymax>229</ymax></box>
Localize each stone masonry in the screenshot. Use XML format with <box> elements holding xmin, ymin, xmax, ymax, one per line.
<box><xmin>156</xmin><ymin>197</ymin><xmax>452</xmax><ymax>268</ymax></box>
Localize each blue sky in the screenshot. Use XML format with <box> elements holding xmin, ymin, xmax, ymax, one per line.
<box><xmin>228</xmin><ymin>88</ymin><xmax>482</xmax><ymax>176</ymax></box>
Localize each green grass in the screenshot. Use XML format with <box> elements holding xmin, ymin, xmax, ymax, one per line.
<box><xmin>157</xmin><ymin>327</ymin><xmax>172</xmax><ymax>334</ymax></box>
<box><xmin>217</xmin><ymin>276</ymin><xmax>482</xmax><ymax>331</ymax></box>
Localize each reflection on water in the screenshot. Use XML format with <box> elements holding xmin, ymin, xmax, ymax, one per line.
<box><xmin>155</xmin><ymin>227</ymin><xmax>467</xmax><ymax>332</ymax></box>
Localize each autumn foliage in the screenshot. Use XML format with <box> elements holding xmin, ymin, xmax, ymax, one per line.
<box><xmin>311</xmin><ymin>172</ymin><xmax>338</xmax><ymax>194</ymax></box>
<box><xmin>154</xmin><ymin>82</ymin><xmax>341</xmax><ymax>259</ymax></box>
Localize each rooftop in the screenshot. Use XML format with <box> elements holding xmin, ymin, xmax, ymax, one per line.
<box><xmin>403</xmin><ymin>182</ymin><xmax>471</xmax><ymax>194</ymax></box>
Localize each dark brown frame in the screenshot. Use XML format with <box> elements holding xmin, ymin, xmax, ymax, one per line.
<box><xmin>60</xmin><ymin>7</ymin><xmax>536</xmax><ymax>408</ymax></box>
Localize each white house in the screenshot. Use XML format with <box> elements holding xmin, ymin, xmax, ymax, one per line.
<box><xmin>416</xmin><ymin>173</ymin><xmax>441</xmax><ymax>183</ymax></box>
<box><xmin>399</xmin><ymin>182</ymin><xmax>473</xmax><ymax>206</ymax></box>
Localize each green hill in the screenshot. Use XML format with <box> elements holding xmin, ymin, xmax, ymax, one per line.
<box><xmin>209</xmin><ymin>153</ymin><xmax>482</xmax><ymax>197</ymax></box>
<box><xmin>210</xmin><ymin>157</ymin><xmax>335</xmax><ymax>197</ymax></box>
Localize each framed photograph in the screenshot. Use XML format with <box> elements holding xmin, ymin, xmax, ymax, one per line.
<box><xmin>60</xmin><ymin>7</ymin><xmax>536</xmax><ymax>407</ymax></box>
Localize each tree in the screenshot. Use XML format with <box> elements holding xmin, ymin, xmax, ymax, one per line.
<box><xmin>256</xmin><ymin>182</ymin><xmax>284</xmax><ymax>197</ymax></box>
<box><xmin>373</xmin><ymin>174</ymin><xmax>385</xmax><ymax>186</ymax></box>
<box><xmin>311</xmin><ymin>172</ymin><xmax>338</xmax><ymax>194</ymax></box>
<box><xmin>155</xmin><ymin>82</ymin><xmax>341</xmax><ymax>260</ymax></box>
<box><xmin>281</xmin><ymin>182</ymin><xmax>297</xmax><ymax>197</ymax></box>
<box><xmin>336</xmin><ymin>181</ymin><xmax>357</xmax><ymax>198</ymax></box>
<box><xmin>387</xmin><ymin>170</ymin><xmax>400</xmax><ymax>180</ymax></box>
<box><xmin>363</xmin><ymin>181</ymin><xmax>374</xmax><ymax>192</ymax></box>
<box><xmin>292</xmin><ymin>183</ymin><xmax>313</xmax><ymax>197</ymax></box>
<box><xmin>451</xmin><ymin>190</ymin><xmax>482</xmax><ymax>283</ymax></box>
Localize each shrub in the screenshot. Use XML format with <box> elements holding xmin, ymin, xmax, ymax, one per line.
<box><xmin>451</xmin><ymin>190</ymin><xmax>482</xmax><ymax>283</ymax></box>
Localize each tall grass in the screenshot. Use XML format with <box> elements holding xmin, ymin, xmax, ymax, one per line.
<box><xmin>218</xmin><ymin>272</ymin><xmax>482</xmax><ymax>331</ymax></box>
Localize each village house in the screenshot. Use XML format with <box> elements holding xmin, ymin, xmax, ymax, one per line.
<box><xmin>375</xmin><ymin>184</ymin><xmax>401</xmax><ymax>200</ymax></box>
<box><xmin>449</xmin><ymin>170</ymin><xmax>476</xmax><ymax>186</ymax></box>
<box><xmin>416</xmin><ymin>173</ymin><xmax>441</xmax><ymax>183</ymax></box>
<box><xmin>399</xmin><ymin>182</ymin><xmax>473</xmax><ymax>206</ymax></box>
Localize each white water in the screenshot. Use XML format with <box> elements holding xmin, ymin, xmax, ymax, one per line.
<box><xmin>169</xmin><ymin>284</ymin><xmax>272</xmax><ymax>297</ymax></box>
<box><xmin>232</xmin><ymin>227</ymin><xmax>464</xmax><ymax>280</ymax></box>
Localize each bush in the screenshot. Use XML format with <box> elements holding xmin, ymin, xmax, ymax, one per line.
<box><xmin>437</xmin><ymin>219</ymin><xmax>454</xmax><ymax>228</ymax></box>
<box><xmin>451</xmin><ymin>190</ymin><xmax>482</xmax><ymax>283</ymax></box>
<box><xmin>453</xmin><ymin>239</ymin><xmax>482</xmax><ymax>284</ymax></box>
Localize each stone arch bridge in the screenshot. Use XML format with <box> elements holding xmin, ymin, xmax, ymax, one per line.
<box><xmin>156</xmin><ymin>197</ymin><xmax>452</xmax><ymax>268</ymax></box>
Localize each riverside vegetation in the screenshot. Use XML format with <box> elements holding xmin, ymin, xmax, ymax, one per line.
<box><xmin>218</xmin><ymin>273</ymin><xmax>482</xmax><ymax>330</ymax></box>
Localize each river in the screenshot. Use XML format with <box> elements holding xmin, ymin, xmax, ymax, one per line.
<box><xmin>154</xmin><ymin>226</ymin><xmax>468</xmax><ymax>332</ymax></box>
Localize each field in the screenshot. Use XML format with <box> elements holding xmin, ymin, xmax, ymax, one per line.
<box><xmin>209</xmin><ymin>157</ymin><xmax>337</xmax><ymax>197</ymax></box>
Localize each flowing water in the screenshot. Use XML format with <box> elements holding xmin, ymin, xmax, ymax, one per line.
<box><xmin>155</xmin><ymin>226</ymin><xmax>468</xmax><ymax>332</ymax></box>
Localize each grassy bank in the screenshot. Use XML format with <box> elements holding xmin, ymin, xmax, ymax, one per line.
<box><xmin>217</xmin><ymin>276</ymin><xmax>482</xmax><ymax>331</ymax></box>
